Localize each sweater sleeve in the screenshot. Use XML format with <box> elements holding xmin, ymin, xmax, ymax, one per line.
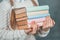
<box><xmin>0</xmin><ymin>29</ymin><xmax>27</xmax><ymax>40</ymax></box>
<box><xmin>0</xmin><ymin>1</ymin><xmax>27</xmax><ymax>40</ymax></box>
<box><xmin>37</xmin><ymin>29</ymin><xmax>50</xmax><ymax>37</ymax></box>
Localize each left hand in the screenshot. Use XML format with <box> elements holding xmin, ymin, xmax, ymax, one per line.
<box><xmin>42</xmin><ymin>16</ymin><xmax>55</xmax><ymax>31</ymax></box>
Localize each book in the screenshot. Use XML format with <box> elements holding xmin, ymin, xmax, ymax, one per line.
<box><xmin>26</xmin><ymin>5</ymin><xmax>50</xmax><ymax>27</ymax></box>
<box><xmin>10</xmin><ymin>7</ymin><xmax>28</xmax><ymax>30</ymax></box>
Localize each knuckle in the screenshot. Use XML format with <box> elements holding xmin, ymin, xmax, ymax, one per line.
<box><xmin>33</xmin><ymin>31</ymin><xmax>36</xmax><ymax>34</ymax></box>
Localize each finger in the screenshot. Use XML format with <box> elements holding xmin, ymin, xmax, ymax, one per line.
<box><xmin>25</xmin><ymin>28</ymin><xmax>32</xmax><ymax>34</ymax></box>
<box><xmin>53</xmin><ymin>20</ymin><xmax>55</xmax><ymax>25</ymax></box>
<box><xmin>31</xmin><ymin>21</ymin><xmax>35</xmax><ymax>25</ymax></box>
<box><xmin>50</xmin><ymin>20</ymin><xmax>55</xmax><ymax>28</ymax></box>
<box><xmin>43</xmin><ymin>17</ymin><xmax>55</xmax><ymax>29</ymax></box>
<box><xmin>42</xmin><ymin>18</ymin><xmax>47</xmax><ymax>29</ymax></box>
<box><xmin>32</xmin><ymin>24</ymin><xmax>37</xmax><ymax>33</ymax></box>
<box><xmin>37</xmin><ymin>25</ymin><xmax>41</xmax><ymax>31</ymax></box>
<box><xmin>30</xmin><ymin>21</ymin><xmax>38</xmax><ymax>34</ymax></box>
<box><xmin>29</xmin><ymin>26</ymin><xmax>37</xmax><ymax>35</ymax></box>
<box><xmin>45</xmin><ymin>18</ymin><xmax>52</xmax><ymax>28</ymax></box>
<box><xmin>42</xmin><ymin>16</ymin><xmax>51</xmax><ymax>29</ymax></box>
<box><xmin>48</xmin><ymin>19</ymin><xmax>55</xmax><ymax>28</ymax></box>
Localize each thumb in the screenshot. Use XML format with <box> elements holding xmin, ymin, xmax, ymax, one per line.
<box><xmin>24</xmin><ymin>28</ymin><xmax>32</xmax><ymax>34</ymax></box>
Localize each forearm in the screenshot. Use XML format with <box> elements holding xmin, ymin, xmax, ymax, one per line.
<box><xmin>34</xmin><ymin>0</ymin><xmax>39</xmax><ymax>5</ymax></box>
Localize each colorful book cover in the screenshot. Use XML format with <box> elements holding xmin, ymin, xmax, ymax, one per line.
<box><xmin>26</xmin><ymin>5</ymin><xmax>50</xmax><ymax>27</ymax></box>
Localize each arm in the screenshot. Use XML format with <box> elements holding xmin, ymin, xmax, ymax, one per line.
<box><xmin>0</xmin><ymin>1</ymin><xmax>27</xmax><ymax>40</ymax></box>
<box><xmin>34</xmin><ymin>0</ymin><xmax>50</xmax><ymax>37</ymax></box>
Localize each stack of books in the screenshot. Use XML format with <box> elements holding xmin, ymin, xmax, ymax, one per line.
<box><xmin>10</xmin><ymin>5</ymin><xmax>50</xmax><ymax>30</ymax></box>
<box><xmin>26</xmin><ymin>5</ymin><xmax>50</xmax><ymax>27</ymax></box>
<box><xmin>14</xmin><ymin>7</ymin><xmax>28</xmax><ymax>30</ymax></box>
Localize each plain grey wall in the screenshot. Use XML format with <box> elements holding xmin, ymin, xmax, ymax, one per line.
<box><xmin>0</xmin><ymin>0</ymin><xmax>60</xmax><ymax>40</ymax></box>
<box><xmin>36</xmin><ymin>0</ymin><xmax>60</xmax><ymax>40</ymax></box>
<box><xmin>0</xmin><ymin>0</ymin><xmax>2</xmax><ymax>2</ymax></box>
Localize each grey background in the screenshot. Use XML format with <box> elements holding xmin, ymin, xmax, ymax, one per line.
<box><xmin>0</xmin><ymin>0</ymin><xmax>60</xmax><ymax>40</ymax></box>
<box><xmin>36</xmin><ymin>0</ymin><xmax>60</xmax><ymax>40</ymax></box>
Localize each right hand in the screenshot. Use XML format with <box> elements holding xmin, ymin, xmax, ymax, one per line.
<box><xmin>24</xmin><ymin>21</ymin><xmax>38</xmax><ymax>35</ymax></box>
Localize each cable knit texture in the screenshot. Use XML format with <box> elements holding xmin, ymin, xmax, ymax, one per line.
<box><xmin>0</xmin><ymin>0</ymin><xmax>50</xmax><ymax>40</ymax></box>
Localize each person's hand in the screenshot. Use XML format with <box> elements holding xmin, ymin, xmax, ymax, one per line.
<box><xmin>42</xmin><ymin>16</ymin><xmax>55</xmax><ymax>31</ymax></box>
<box><xmin>24</xmin><ymin>21</ymin><xmax>38</xmax><ymax>35</ymax></box>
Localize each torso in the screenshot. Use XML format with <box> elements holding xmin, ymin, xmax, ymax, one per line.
<box><xmin>0</xmin><ymin>0</ymin><xmax>38</xmax><ymax>40</ymax></box>
<box><xmin>0</xmin><ymin>0</ymin><xmax>37</xmax><ymax>29</ymax></box>
<box><xmin>13</xmin><ymin>0</ymin><xmax>34</xmax><ymax>8</ymax></box>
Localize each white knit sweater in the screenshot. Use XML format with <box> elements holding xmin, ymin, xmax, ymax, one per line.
<box><xmin>0</xmin><ymin>0</ymin><xmax>50</xmax><ymax>40</ymax></box>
